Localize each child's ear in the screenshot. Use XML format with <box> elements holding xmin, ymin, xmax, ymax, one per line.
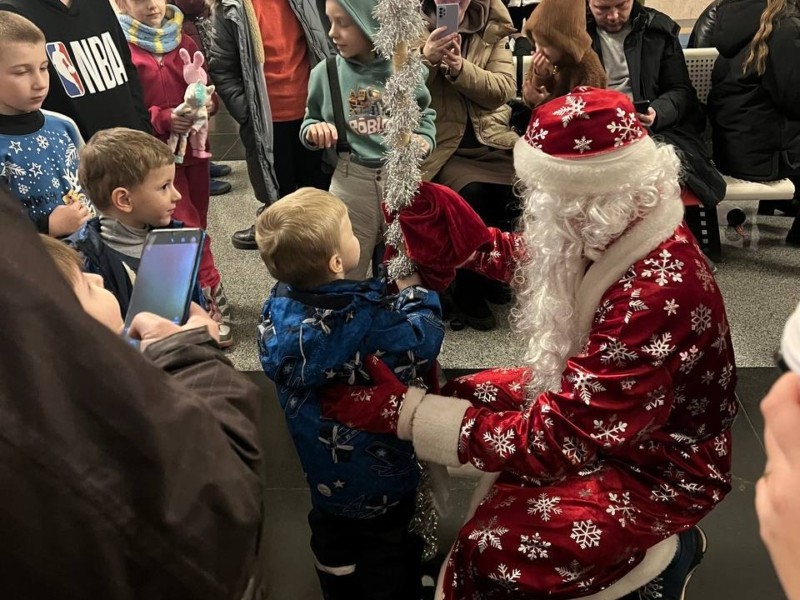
<box><xmin>329</xmin><ymin>252</ymin><xmax>344</xmax><ymax>275</ymax></box>
<box><xmin>110</xmin><ymin>187</ymin><xmax>133</xmax><ymax>214</ymax></box>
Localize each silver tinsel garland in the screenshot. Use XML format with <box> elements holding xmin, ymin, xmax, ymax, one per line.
<box><xmin>373</xmin><ymin>0</ymin><xmax>439</xmax><ymax>559</ymax></box>
<box><xmin>373</xmin><ymin>0</ymin><xmax>425</xmax><ymax>280</ymax></box>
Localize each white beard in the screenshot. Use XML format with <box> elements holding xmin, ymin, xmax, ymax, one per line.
<box><xmin>512</xmin><ymin>190</ymin><xmax>588</xmax><ymax>395</ymax></box>
<box><xmin>511</xmin><ymin>138</ymin><xmax>683</xmax><ymax>397</ymax></box>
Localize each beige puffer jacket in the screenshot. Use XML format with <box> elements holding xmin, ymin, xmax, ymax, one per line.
<box><xmin>420</xmin><ymin>0</ymin><xmax>519</xmax><ymax>180</ymax></box>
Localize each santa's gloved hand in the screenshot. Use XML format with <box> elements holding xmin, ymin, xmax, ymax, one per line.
<box><xmin>320</xmin><ymin>354</ymin><xmax>427</xmax><ymax>439</ymax></box>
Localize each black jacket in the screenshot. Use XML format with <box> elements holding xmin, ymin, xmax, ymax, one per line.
<box><xmin>688</xmin><ymin>0</ymin><xmax>722</xmax><ymax>48</ymax></box>
<box><xmin>0</xmin><ymin>189</ymin><xmax>264</xmax><ymax>599</ymax></box>
<box><xmin>708</xmin><ymin>0</ymin><xmax>800</xmax><ymax>181</ymax></box>
<box><xmin>588</xmin><ymin>2</ymin><xmax>726</xmax><ymax>206</ymax></box>
<box><xmin>0</xmin><ymin>0</ymin><xmax>151</xmax><ymax>139</ymax></box>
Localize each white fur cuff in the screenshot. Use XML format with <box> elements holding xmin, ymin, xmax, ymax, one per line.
<box><xmin>397</xmin><ymin>386</ymin><xmax>426</xmax><ymax>441</ymax></box>
<box><xmin>411</xmin><ymin>395</ymin><xmax>472</xmax><ymax>466</ymax></box>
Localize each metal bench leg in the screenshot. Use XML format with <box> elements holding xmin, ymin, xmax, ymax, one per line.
<box><xmin>684</xmin><ymin>205</ymin><xmax>722</xmax><ymax>262</ymax></box>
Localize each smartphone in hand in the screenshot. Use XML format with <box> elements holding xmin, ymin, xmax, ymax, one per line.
<box><xmin>633</xmin><ymin>99</ymin><xmax>651</xmax><ymax>114</ymax></box>
<box><xmin>436</xmin><ymin>2</ymin><xmax>459</xmax><ymax>36</ymax></box>
<box><xmin>123</xmin><ymin>228</ymin><xmax>205</xmax><ymax>333</ymax></box>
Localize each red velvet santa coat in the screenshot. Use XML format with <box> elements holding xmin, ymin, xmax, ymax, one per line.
<box><xmin>410</xmin><ymin>194</ymin><xmax>738</xmax><ymax>599</ymax></box>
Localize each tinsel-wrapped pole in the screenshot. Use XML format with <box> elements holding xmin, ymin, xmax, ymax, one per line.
<box><xmin>373</xmin><ymin>0</ymin><xmax>426</xmax><ymax>280</ymax></box>
<box><xmin>373</xmin><ymin>0</ymin><xmax>439</xmax><ymax>560</ymax></box>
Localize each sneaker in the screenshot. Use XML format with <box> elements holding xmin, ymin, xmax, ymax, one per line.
<box><xmin>210</xmin><ymin>178</ymin><xmax>232</xmax><ymax>196</ymax></box>
<box><xmin>210</xmin><ymin>162</ymin><xmax>232</xmax><ymax>178</ymax></box>
<box><xmin>217</xmin><ymin>323</ymin><xmax>233</xmax><ymax>349</ymax></box>
<box><xmin>202</xmin><ymin>286</ymin><xmax>223</xmax><ymax>324</ymax></box>
<box><xmin>202</xmin><ymin>283</ymin><xmax>232</xmax><ymax>325</ymax></box>
<box><xmin>483</xmin><ymin>280</ymin><xmax>513</xmax><ymax>305</ymax></box>
<box><xmin>212</xmin><ymin>282</ymin><xmax>232</xmax><ymax>325</ymax></box>
<box><xmin>633</xmin><ymin>526</ymin><xmax>707</xmax><ymax>600</ymax></box>
<box><xmin>231</xmin><ymin>224</ymin><xmax>258</xmax><ymax>250</ymax></box>
<box><xmin>450</xmin><ymin>293</ymin><xmax>496</xmax><ymax>331</ymax></box>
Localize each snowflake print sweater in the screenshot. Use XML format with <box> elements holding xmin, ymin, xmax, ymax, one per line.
<box><xmin>403</xmin><ymin>192</ymin><xmax>738</xmax><ymax>599</ymax></box>
<box><xmin>0</xmin><ymin>110</ymin><xmax>94</xmax><ymax>234</ymax></box>
<box><xmin>258</xmin><ymin>278</ymin><xmax>444</xmax><ymax>519</ymax></box>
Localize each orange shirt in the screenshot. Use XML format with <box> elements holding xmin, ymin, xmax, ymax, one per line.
<box><xmin>251</xmin><ymin>0</ymin><xmax>312</xmax><ymax>122</ymax></box>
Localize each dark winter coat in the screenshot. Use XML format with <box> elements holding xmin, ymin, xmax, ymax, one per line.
<box><xmin>209</xmin><ymin>0</ymin><xmax>331</xmax><ymax>203</ymax></box>
<box><xmin>0</xmin><ymin>188</ymin><xmax>264</xmax><ymax>600</ymax></box>
<box><xmin>708</xmin><ymin>0</ymin><xmax>800</xmax><ymax>181</ymax></box>
<box><xmin>259</xmin><ymin>279</ymin><xmax>444</xmax><ymax>518</ymax></box>
<box><xmin>588</xmin><ymin>2</ymin><xmax>727</xmax><ymax>206</ymax></box>
<box><xmin>688</xmin><ymin>0</ymin><xmax>722</xmax><ymax>48</ymax></box>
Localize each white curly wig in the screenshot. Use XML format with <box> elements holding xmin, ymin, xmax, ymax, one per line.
<box><xmin>511</xmin><ymin>135</ymin><xmax>683</xmax><ymax>395</ymax></box>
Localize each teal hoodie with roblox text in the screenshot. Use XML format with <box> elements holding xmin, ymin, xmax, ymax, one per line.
<box><xmin>300</xmin><ymin>0</ymin><xmax>436</xmax><ymax>167</ymax></box>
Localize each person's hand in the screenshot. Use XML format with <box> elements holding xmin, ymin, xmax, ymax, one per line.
<box><xmin>423</xmin><ymin>26</ymin><xmax>459</xmax><ymax>66</ymax></box>
<box><xmin>522</xmin><ymin>78</ymin><xmax>548</xmax><ymax>107</ymax></box>
<box><xmin>756</xmin><ymin>373</ymin><xmax>800</xmax><ymax>600</ymax></box>
<box><xmin>48</xmin><ymin>202</ymin><xmax>90</xmax><ymax>237</ymax></box>
<box><xmin>127</xmin><ymin>302</ymin><xmax>220</xmax><ymax>351</ymax></box>
<box><xmin>170</xmin><ymin>111</ymin><xmax>195</xmax><ymax>135</ymax></box>
<box><xmin>637</xmin><ymin>107</ymin><xmax>657</xmax><ymax>127</ymax></box>
<box><xmin>305</xmin><ymin>122</ymin><xmax>338</xmax><ymax>149</ymax></box>
<box><xmin>442</xmin><ymin>35</ymin><xmax>463</xmax><ymax>77</ymax></box>
<box><xmin>320</xmin><ymin>354</ymin><xmax>410</xmax><ymax>435</ymax></box>
<box><xmin>395</xmin><ymin>272</ymin><xmax>422</xmax><ymax>290</ymax></box>
<box><xmin>532</xmin><ymin>50</ymin><xmax>554</xmax><ymax>81</ymax></box>
<box><xmin>412</xmin><ymin>134</ymin><xmax>430</xmax><ymax>157</ymax></box>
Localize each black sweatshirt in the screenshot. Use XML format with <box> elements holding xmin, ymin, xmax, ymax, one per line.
<box><xmin>0</xmin><ymin>0</ymin><xmax>151</xmax><ymax>140</ymax></box>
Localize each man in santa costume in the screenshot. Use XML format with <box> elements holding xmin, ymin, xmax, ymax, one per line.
<box><xmin>324</xmin><ymin>87</ymin><xmax>738</xmax><ymax>599</ymax></box>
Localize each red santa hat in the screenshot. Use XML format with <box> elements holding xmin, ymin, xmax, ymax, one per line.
<box><xmin>513</xmin><ymin>87</ymin><xmax>658</xmax><ymax>195</ymax></box>
<box><xmin>383</xmin><ymin>182</ymin><xmax>493</xmax><ymax>291</ymax></box>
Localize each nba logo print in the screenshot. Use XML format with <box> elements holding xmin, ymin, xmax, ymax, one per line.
<box><xmin>46</xmin><ymin>41</ymin><xmax>85</xmax><ymax>98</ymax></box>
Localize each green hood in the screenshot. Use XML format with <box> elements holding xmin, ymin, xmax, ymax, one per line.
<box><xmin>336</xmin><ymin>0</ymin><xmax>380</xmax><ymax>40</ymax></box>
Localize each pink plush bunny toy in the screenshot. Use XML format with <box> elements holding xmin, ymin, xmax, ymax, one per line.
<box><xmin>169</xmin><ymin>48</ymin><xmax>214</xmax><ymax>164</ymax></box>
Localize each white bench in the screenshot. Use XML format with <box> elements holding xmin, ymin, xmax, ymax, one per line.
<box><xmin>683</xmin><ymin>47</ymin><xmax>795</xmax><ymax>257</ymax></box>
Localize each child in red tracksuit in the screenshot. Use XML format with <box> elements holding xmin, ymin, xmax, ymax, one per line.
<box><xmin>116</xmin><ymin>0</ymin><xmax>232</xmax><ymax>345</ymax></box>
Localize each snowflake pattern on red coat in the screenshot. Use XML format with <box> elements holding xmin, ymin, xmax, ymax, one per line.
<box><xmin>440</xmin><ymin>223</ymin><xmax>737</xmax><ymax>599</ymax></box>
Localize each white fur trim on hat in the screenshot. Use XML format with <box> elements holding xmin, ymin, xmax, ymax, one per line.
<box><xmin>514</xmin><ymin>134</ymin><xmax>660</xmax><ymax>196</ymax></box>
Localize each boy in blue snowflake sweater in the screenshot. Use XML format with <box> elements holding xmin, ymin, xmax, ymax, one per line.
<box><xmin>0</xmin><ymin>12</ymin><xmax>94</xmax><ymax>236</ymax></box>
<box><xmin>256</xmin><ymin>187</ymin><xmax>444</xmax><ymax>600</ymax></box>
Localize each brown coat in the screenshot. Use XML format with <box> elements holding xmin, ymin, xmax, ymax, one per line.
<box><xmin>420</xmin><ymin>0</ymin><xmax>519</xmax><ymax>181</ymax></box>
<box><xmin>526</xmin><ymin>48</ymin><xmax>607</xmax><ymax>105</ymax></box>
<box><xmin>0</xmin><ymin>187</ymin><xmax>264</xmax><ymax>600</ymax></box>
<box><xmin>522</xmin><ymin>0</ymin><xmax>606</xmax><ymax>106</ymax></box>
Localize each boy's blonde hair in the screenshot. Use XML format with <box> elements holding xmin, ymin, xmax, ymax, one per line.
<box><xmin>39</xmin><ymin>234</ymin><xmax>82</xmax><ymax>288</ymax></box>
<box><xmin>79</xmin><ymin>128</ymin><xmax>174</xmax><ymax>211</ymax></box>
<box><xmin>0</xmin><ymin>12</ymin><xmax>46</xmax><ymax>49</ymax></box>
<box><xmin>256</xmin><ymin>188</ymin><xmax>348</xmax><ymax>289</ymax></box>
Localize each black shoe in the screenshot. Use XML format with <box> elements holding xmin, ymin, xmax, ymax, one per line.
<box><xmin>759</xmin><ymin>199</ymin><xmax>799</xmax><ymax>217</ymax></box>
<box><xmin>787</xmin><ymin>216</ymin><xmax>800</xmax><ymax>247</ymax></box>
<box><xmin>231</xmin><ymin>224</ymin><xmax>258</xmax><ymax>250</ymax></box>
<box><xmin>630</xmin><ymin>526</ymin><xmax>707</xmax><ymax>600</ymax></box>
<box><xmin>484</xmin><ymin>280</ymin><xmax>513</xmax><ymax>305</ymax></box>
<box><xmin>210</xmin><ymin>162</ymin><xmax>232</xmax><ymax>178</ymax></box>
<box><xmin>210</xmin><ymin>178</ymin><xmax>232</xmax><ymax>195</ymax></box>
<box><xmin>451</xmin><ymin>293</ymin><xmax>496</xmax><ymax>331</ymax></box>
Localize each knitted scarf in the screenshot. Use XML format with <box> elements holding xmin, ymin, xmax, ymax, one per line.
<box><xmin>118</xmin><ymin>5</ymin><xmax>184</xmax><ymax>54</ymax></box>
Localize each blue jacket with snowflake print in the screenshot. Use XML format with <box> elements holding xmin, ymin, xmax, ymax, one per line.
<box><xmin>258</xmin><ymin>278</ymin><xmax>444</xmax><ymax>518</ymax></box>
<box><xmin>0</xmin><ymin>109</ymin><xmax>95</xmax><ymax>234</ymax></box>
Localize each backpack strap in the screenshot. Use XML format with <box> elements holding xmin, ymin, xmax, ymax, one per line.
<box><xmin>326</xmin><ymin>56</ymin><xmax>352</xmax><ymax>156</ymax></box>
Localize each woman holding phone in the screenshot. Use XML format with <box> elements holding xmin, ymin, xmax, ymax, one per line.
<box><xmin>419</xmin><ymin>0</ymin><xmax>519</xmax><ymax>331</ymax></box>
